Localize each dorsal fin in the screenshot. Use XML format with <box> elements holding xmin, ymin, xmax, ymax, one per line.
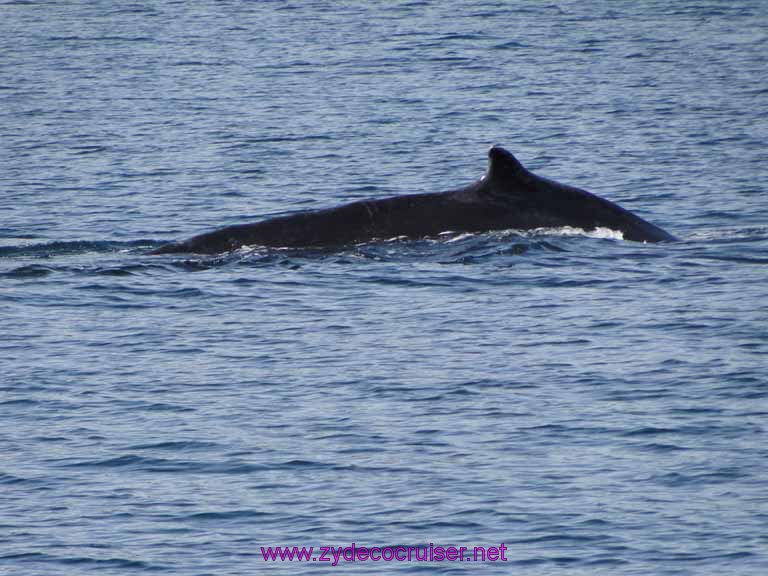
<box><xmin>486</xmin><ymin>146</ymin><xmax>527</xmax><ymax>183</ymax></box>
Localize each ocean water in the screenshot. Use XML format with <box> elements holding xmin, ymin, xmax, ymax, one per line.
<box><xmin>1</xmin><ymin>1</ymin><xmax>767</xmax><ymax>574</ymax></box>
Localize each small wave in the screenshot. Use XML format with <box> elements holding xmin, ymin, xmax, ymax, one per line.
<box><xmin>60</xmin><ymin>455</ymin><xmax>170</xmax><ymax>469</ymax></box>
<box><xmin>182</xmin><ymin>509</ymin><xmax>274</xmax><ymax>521</ymax></box>
<box><xmin>622</xmin><ymin>427</ymin><xmax>678</xmax><ymax>437</ymax></box>
<box><xmin>0</xmin><ymin>240</ymin><xmax>151</xmax><ymax>259</ymax></box>
<box><xmin>529</xmin><ymin>226</ymin><xmax>625</xmax><ymax>241</ymax></box>
<box><xmin>127</xmin><ymin>440</ymin><xmax>220</xmax><ymax>451</ymax></box>
<box><xmin>650</xmin><ymin>467</ymin><xmax>747</xmax><ymax>487</ymax></box>
<box><xmin>0</xmin><ymin>472</ymin><xmax>43</xmax><ymax>486</ymax></box>
<box><xmin>687</xmin><ymin>227</ymin><xmax>768</xmax><ymax>243</ymax></box>
<box><xmin>276</xmin><ymin>458</ymin><xmax>336</xmax><ymax>470</ymax></box>
<box><xmin>0</xmin><ymin>264</ymin><xmax>54</xmax><ymax>278</ymax></box>
<box><xmin>0</xmin><ymin>398</ymin><xmax>38</xmax><ymax>407</ymax></box>
<box><xmin>493</xmin><ymin>40</ymin><xmax>530</xmax><ymax>50</ymax></box>
<box><xmin>56</xmin><ymin>454</ymin><xmax>341</xmax><ymax>475</ymax></box>
<box><xmin>636</xmin><ymin>443</ymin><xmax>689</xmax><ymax>452</ymax></box>
<box><xmin>0</xmin><ymin>551</ymin><xmax>159</xmax><ymax>570</ymax></box>
<box><xmin>443</xmin><ymin>232</ymin><xmax>476</xmax><ymax>243</ymax></box>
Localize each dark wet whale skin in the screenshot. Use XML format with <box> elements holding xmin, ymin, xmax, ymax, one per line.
<box><xmin>150</xmin><ymin>146</ymin><xmax>676</xmax><ymax>255</ymax></box>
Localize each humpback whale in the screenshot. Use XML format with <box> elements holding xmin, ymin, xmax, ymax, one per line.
<box><xmin>150</xmin><ymin>146</ymin><xmax>675</xmax><ymax>254</ymax></box>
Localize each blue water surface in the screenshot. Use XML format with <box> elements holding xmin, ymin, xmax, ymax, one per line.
<box><xmin>1</xmin><ymin>1</ymin><xmax>767</xmax><ymax>574</ymax></box>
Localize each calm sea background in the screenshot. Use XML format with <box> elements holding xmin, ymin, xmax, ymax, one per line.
<box><xmin>2</xmin><ymin>1</ymin><xmax>767</xmax><ymax>574</ymax></box>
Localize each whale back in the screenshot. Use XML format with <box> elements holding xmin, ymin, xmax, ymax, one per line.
<box><xmin>479</xmin><ymin>146</ymin><xmax>676</xmax><ymax>242</ymax></box>
<box><xmin>486</xmin><ymin>146</ymin><xmax>528</xmax><ymax>183</ymax></box>
<box><xmin>150</xmin><ymin>146</ymin><xmax>676</xmax><ymax>254</ymax></box>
